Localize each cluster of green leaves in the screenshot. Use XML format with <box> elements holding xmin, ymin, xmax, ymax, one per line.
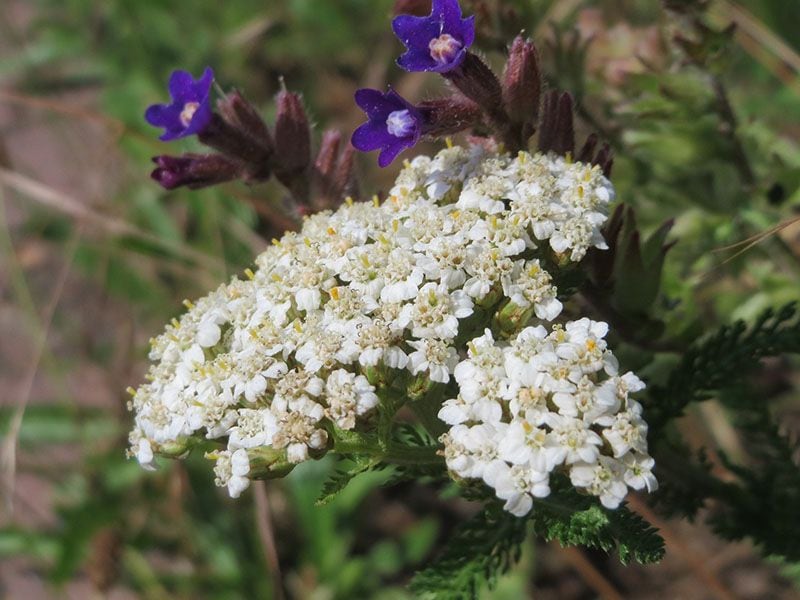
<box><xmin>712</xmin><ymin>385</ymin><xmax>800</xmax><ymax>560</ymax></box>
<box><xmin>410</xmin><ymin>505</ymin><xmax>527</xmax><ymax>599</ymax></box>
<box><xmin>647</xmin><ymin>303</ymin><xmax>800</xmax><ymax>563</ymax></box>
<box><xmin>529</xmin><ymin>483</ymin><xmax>664</xmax><ymax>566</ymax></box>
<box><xmin>649</xmin><ymin>302</ymin><xmax>800</xmax><ymax>430</ymax></box>
<box><xmin>409</xmin><ymin>478</ymin><xmax>664</xmax><ymax>599</ymax></box>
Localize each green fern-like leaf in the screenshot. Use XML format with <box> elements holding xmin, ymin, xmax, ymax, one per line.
<box><xmin>645</xmin><ymin>304</ymin><xmax>800</xmax><ymax>561</ymax></box>
<box><xmin>531</xmin><ymin>480</ymin><xmax>665</xmax><ymax>565</ymax></box>
<box><xmin>649</xmin><ymin>302</ymin><xmax>800</xmax><ymax>430</ymax></box>
<box><xmin>410</xmin><ymin>505</ymin><xmax>527</xmax><ymax>599</ymax></box>
<box><xmin>411</xmin><ymin>480</ymin><xmax>664</xmax><ymax>598</ymax></box>
<box><xmin>707</xmin><ymin>385</ymin><xmax>800</xmax><ymax>560</ymax></box>
<box><xmin>315</xmin><ymin>456</ymin><xmax>381</xmax><ymax>506</ymax></box>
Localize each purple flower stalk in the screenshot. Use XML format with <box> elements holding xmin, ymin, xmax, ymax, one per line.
<box><xmin>392</xmin><ymin>0</ymin><xmax>475</xmax><ymax>73</ymax></box>
<box><xmin>145</xmin><ymin>68</ymin><xmax>214</xmax><ymax>141</ymax></box>
<box><xmin>351</xmin><ymin>88</ymin><xmax>426</xmax><ymax>167</ymax></box>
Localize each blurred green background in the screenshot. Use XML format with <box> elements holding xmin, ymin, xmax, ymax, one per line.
<box><xmin>1</xmin><ymin>0</ymin><xmax>799</xmax><ymax>597</ymax></box>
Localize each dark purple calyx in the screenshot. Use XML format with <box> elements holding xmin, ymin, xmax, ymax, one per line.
<box><xmin>151</xmin><ymin>154</ymin><xmax>239</xmax><ymax>190</ymax></box>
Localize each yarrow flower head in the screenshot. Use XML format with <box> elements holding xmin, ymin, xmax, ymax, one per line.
<box><xmin>352</xmin><ymin>88</ymin><xmax>426</xmax><ymax>167</ymax></box>
<box><xmin>145</xmin><ymin>67</ymin><xmax>214</xmax><ymax>141</ymax></box>
<box><xmin>392</xmin><ymin>0</ymin><xmax>475</xmax><ymax>73</ymax></box>
<box><xmin>127</xmin><ymin>141</ymin><xmax>653</xmax><ymax>517</ymax></box>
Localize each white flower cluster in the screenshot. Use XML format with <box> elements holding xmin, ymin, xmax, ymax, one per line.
<box><xmin>440</xmin><ymin>322</ymin><xmax>657</xmax><ymax>516</ymax></box>
<box><xmin>128</xmin><ymin>144</ymin><xmax>624</xmax><ymax>504</ymax></box>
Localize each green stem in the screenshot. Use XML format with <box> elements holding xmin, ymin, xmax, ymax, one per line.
<box><xmin>383</xmin><ymin>442</ymin><xmax>442</xmax><ymax>467</ymax></box>
<box><xmin>329</xmin><ymin>425</ymin><xmax>444</xmax><ymax>467</ymax></box>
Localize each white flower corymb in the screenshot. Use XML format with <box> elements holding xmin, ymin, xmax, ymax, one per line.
<box><xmin>127</xmin><ymin>143</ymin><xmax>646</xmax><ymax>506</ymax></box>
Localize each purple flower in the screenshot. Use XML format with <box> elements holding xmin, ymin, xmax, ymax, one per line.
<box><xmin>392</xmin><ymin>0</ymin><xmax>475</xmax><ymax>73</ymax></box>
<box><xmin>351</xmin><ymin>88</ymin><xmax>425</xmax><ymax>167</ymax></box>
<box><xmin>145</xmin><ymin>68</ymin><xmax>214</xmax><ymax>141</ymax></box>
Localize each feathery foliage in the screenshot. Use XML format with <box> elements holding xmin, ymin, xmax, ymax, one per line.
<box><xmin>410</xmin><ymin>505</ymin><xmax>527</xmax><ymax>599</ymax></box>
<box><xmin>646</xmin><ymin>304</ymin><xmax>800</xmax><ymax>561</ymax></box>
<box><xmin>649</xmin><ymin>303</ymin><xmax>800</xmax><ymax>430</ymax></box>
<box><xmin>531</xmin><ymin>478</ymin><xmax>665</xmax><ymax>565</ymax></box>
<box><xmin>411</xmin><ymin>478</ymin><xmax>664</xmax><ymax>599</ymax></box>
<box><xmin>708</xmin><ymin>386</ymin><xmax>800</xmax><ymax>560</ymax></box>
<box><xmin>315</xmin><ymin>455</ymin><xmax>382</xmax><ymax>506</ymax></box>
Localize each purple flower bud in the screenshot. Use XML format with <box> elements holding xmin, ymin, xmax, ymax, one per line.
<box><xmin>216</xmin><ymin>90</ymin><xmax>274</xmax><ymax>156</ymax></box>
<box><xmin>145</xmin><ymin>68</ymin><xmax>214</xmax><ymax>141</ymax></box>
<box><xmin>503</xmin><ymin>36</ymin><xmax>541</xmax><ymax>135</ymax></box>
<box><xmin>351</xmin><ymin>88</ymin><xmax>426</xmax><ymax>167</ymax></box>
<box><xmin>537</xmin><ymin>90</ymin><xmax>575</xmax><ymax>157</ymax></box>
<box><xmin>274</xmin><ymin>91</ymin><xmax>311</xmax><ymax>175</ymax></box>
<box><xmin>392</xmin><ymin>0</ymin><xmax>475</xmax><ymax>73</ymax></box>
<box><xmin>151</xmin><ymin>154</ymin><xmax>239</xmax><ymax>190</ymax></box>
<box><xmin>417</xmin><ymin>95</ymin><xmax>482</xmax><ymax>137</ymax></box>
<box><xmin>314</xmin><ymin>130</ymin><xmax>357</xmax><ymax>208</ymax></box>
<box><xmin>273</xmin><ymin>91</ymin><xmax>312</xmax><ymax>199</ymax></box>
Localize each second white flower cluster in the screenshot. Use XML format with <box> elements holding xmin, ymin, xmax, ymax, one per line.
<box><xmin>440</xmin><ymin>320</ymin><xmax>657</xmax><ymax>515</ymax></box>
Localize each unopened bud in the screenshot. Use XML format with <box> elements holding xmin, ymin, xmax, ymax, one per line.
<box><xmin>593</xmin><ymin>143</ymin><xmax>614</xmax><ymax>177</ymax></box>
<box><xmin>312</xmin><ymin>130</ymin><xmax>358</xmax><ymax>209</ymax></box>
<box><xmin>198</xmin><ymin>114</ymin><xmax>272</xmax><ymax>180</ymax></box>
<box><xmin>157</xmin><ymin>437</ymin><xmax>195</xmax><ymax>458</ymax></box>
<box><xmin>361</xmin><ymin>362</ymin><xmax>397</xmax><ymax>388</ymax></box>
<box><xmin>503</xmin><ymin>36</ymin><xmax>541</xmax><ymax>136</ymax></box>
<box><xmin>587</xmin><ymin>203</ymin><xmax>624</xmax><ymax>287</ymax></box>
<box><xmin>331</xmin><ymin>143</ymin><xmax>357</xmax><ymax>202</ymax></box>
<box><xmin>577</xmin><ymin>133</ymin><xmax>599</xmax><ymax>164</ymax></box>
<box><xmin>407</xmin><ymin>373</ymin><xmax>435</xmax><ymax>401</ymax></box>
<box><xmin>537</xmin><ymin>90</ymin><xmax>575</xmax><ymax>157</ymax></box>
<box><xmin>217</xmin><ymin>90</ymin><xmax>274</xmax><ymax>156</ymax></box>
<box><xmin>495</xmin><ymin>300</ymin><xmax>534</xmax><ymax>335</ymax></box>
<box><xmin>314</xmin><ymin>130</ymin><xmax>341</xmax><ymax>186</ymax></box>
<box><xmin>151</xmin><ymin>153</ymin><xmax>240</xmax><ymax>190</ymax></box>
<box><xmin>444</xmin><ymin>53</ymin><xmax>505</xmax><ymax>124</ymax></box>
<box><xmin>274</xmin><ymin>90</ymin><xmax>312</xmax><ymax>198</ymax></box>
<box><xmin>475</xmin><ymin>286</ymin><xmax>502</xmax><ymax>309</ymax></box>
<box><xmin>418</xmin><ymin>95</ymin><xmax>482</xmax><ymax>137</ymax></box>
<box><xmin>246</xmin><ymin>447</ymin><xmax>296</xmax><ymax>479</ymax></box>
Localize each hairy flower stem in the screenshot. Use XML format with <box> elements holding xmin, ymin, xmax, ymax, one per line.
<box><xmin>329</xmin><ymin>427</ymin><xmax>442</xmax><ymax>466</ymax></box>
<box><xmin>383</xmin><ymin>442</ymin><xmax>443</xmax><ymax>467</ymax></box>
<box><xmin>444</xmin><ymin>53</ymin><xmax>522</xmax><ymax>151</ymax></box>
<box><xmin>710</xmin><ymin>75</ymin><xmax>755</xmax><ymax>189</ymax></box>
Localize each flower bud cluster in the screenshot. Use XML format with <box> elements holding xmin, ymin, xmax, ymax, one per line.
<box><xmin>440</xmin><ymin>323</ymin><xmax>657</xmax><ymax>516</ymax></box>
<box><xmin>128</xmin><ymin>143</ymin><xmax>628</xmax><ymax>506</ymax></box>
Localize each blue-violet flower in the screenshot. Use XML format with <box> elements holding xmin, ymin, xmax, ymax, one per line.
<box><xmin>351</xmin><ymin>88</ymin><xmax>425</xmax><ymax>167</ymax></box>
<box><xmin>146</xmin><ymin>67</ymin><xmax>214</xmax><ymax>141</ymax></box>
<box><xmin>392</xmin><ymin>0</ymin><xmax>475</xmax><ymax>73</ymax></box>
